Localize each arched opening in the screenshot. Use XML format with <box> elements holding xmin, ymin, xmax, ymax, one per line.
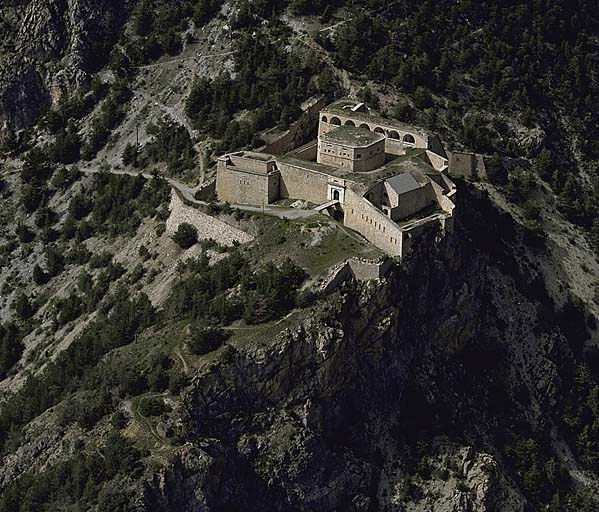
<box><xmin>330</xmin><ymin>117</ymin><xmax>341</xmax><ymax>125</ymax></box>
<box><xmin>333</xmin><ymin>190</ymin><xmax>340</xmax><ymax>201</ymax></box>
<box><xmin>389</xmin><ymin>130</ymin><xmax>400</xmax><ymax>139</ymax></box>
<box><xmin>374</xmin><ymin>127</ymin><xmax>385</xmax><ymax>134</ymax></box>
<box><xmin>345</xmin><ymin>120</ymin><xmax>356</xmax><ymax>126</ymax></box>
<box><xmin>321</xmin><ymin>115</ymin><xmax>328</xmax><ymax>123</ymax></box>
<box><xmin>403</xmin><ymin>133</ymin><xmax>415</xmax><ymax>144</ymax></box>
<box><xmin>359</xmin><ymin>123</ymin><xmax>370</xmax><ymax>130</ymax></box>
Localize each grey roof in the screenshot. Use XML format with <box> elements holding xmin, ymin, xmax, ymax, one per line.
<box><xmin>385</xmin><ymin>173</ymin><xmax>424</xmax><ymax>195</ymax></box>
<box><xmin>320</xmin><ymin>125</ymin><xmax>384</xmax><ymax>147</ymax></box>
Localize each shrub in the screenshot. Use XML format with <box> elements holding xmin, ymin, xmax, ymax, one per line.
<box><xmin>187</xmin><ymin>325</ymin><xmax>227</xmax><ymax>355</ymax></box>
<box><xmin>138</xmin><ymin>396</ymin><xmax>168</xmax><ymax>417</ymax></box>
<box><xmin>15</xmin><ymin>223</ymin><xmax>34</xmax><ymax>243</ymax></box>
<box><xmin>13</xmin><ymin>292</ymin><xmax>34</xmax><ymax>320</ymax></box>
<box><xmin>172</xmin><ymin>222</ymin><xmax>198</xmax><ymax>249</ymax></box>
<box><xmin>110</xmin><ymin>410</ymin><xmax>129</xmax><ymax>429</ymax></box>
<box><xmin>33</xmin><ymin>264</ymin><xmax>50</xmax><ymax>286</ymax></box>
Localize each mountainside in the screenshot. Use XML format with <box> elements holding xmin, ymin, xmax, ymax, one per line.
<box><xmin>0</xmin><ymin>0</ymin><xmax>131</xmax><ymax>139</ymax></box>
<box><xmin>0</xmin><ymin>1</ymin><xmax>599</xmax><ymax>511</ymax></box>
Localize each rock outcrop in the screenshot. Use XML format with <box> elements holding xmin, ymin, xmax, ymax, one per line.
<box><xmin>0</xmin><ymin>0</ymin><xmax>132</xmax><ymax>141</ymax></box>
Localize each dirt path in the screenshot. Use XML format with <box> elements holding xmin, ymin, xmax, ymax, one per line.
<box><xmin>137</xmin><ymin>50</ymin><xmax>236</xmax><ymax>70</ymax></box>
<box><xmin>136</xmin><ymin>392</ymin><xmax>169</xmax><ymax>445</ymax></box>
<box><xmin>223</xmin><ymin>311</ymin><xmax>297</xmax><ymax>331</ymax></box>
<box><xmin>175</xmin><ymin>346</ymin><xmax>190</xmax><ymax>374</ymax></box>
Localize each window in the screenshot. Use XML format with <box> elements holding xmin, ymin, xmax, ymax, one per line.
<box><xmin>330</xmin><ymin>117</ymin><xmax>341</xmax><ymax>125</ymax></box>
<box><xmin>389</xmin><ymin>130</ymin><xmax>400</xmax><ymax>140</ymax></box>
<box><xmin>359</xmin><ymin>123</ymin><xmax>370</xmax><ymax>130</ymax></box>
<box><xmin>345</xmin><ymin>120</ymin><xmax>356</xmax><ymax>126</ymax></box>
<box><xmin>403</xmin><ymin>133</ymin><xmax>415</xmax><ymax>144</ymax></box>
<box><xmin>357</xmin><ymin>154</ymin><xmax>362</xmax><ymax>159</ymax></box>
<box><xmin>321</xmin><ymin>115</ymin><xmax>328</xmax><ymax>123</ymax></box>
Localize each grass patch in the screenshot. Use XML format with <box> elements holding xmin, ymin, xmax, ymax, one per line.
<box><xmin>245</xmin><ymin>215</ymin><xmax>381</xmax><ymax>276</ymax></box>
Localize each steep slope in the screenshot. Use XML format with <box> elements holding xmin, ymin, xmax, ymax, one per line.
<box><xmin>0</xmin><ymin>1</ymin><xmax>599</xmax><ymax>510</ymax></box>
<box><xmin>0</xmin><ymin>0</ymin><xmax>132</xmax><ymax>140</ymax></box>
<box><xmin>142</xmin><ymin>183</ymin><xmax>598</xmax><ymax>511</ymax></box>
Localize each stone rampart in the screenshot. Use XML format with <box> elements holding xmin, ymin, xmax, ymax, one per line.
<box><xmin>216</xmin><ymin>164</ymin><xmax>277</xmax><ymax>205</ymax></box>
<box><xmin>448</xmin><ymin>151</ymin><xmax>487</xmax><ymax>179</ymax></box>
<box><xmin>264</xmin><ymin>96</ymin><xmax>329</xmax><ymax>155</ymax></box>
<box><xmin>278</xmin><ymin>162</ymin><xmax>330</xmax><ymax>205</ymax></box>
<box><xmin>166</xmin><ymin>191</ymin><xmax>253</xmax><ymax>246</ymax></box>
<box><xmin>344</xmin><ymin>189</ymin><xmax>404</xmax><ymax>257</ymax></box>
<box><xmin>348</xmin><ymin>257</ymin><xmax>392</xmax><ymax>280</ymax></box>
<box><xmin>194</xmin><ymin>178</ymin><xmax>216</xmax><ymax>201</ymax></box>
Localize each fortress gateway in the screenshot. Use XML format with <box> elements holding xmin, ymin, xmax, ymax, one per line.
<box><xmin>216</xmin><ymin>99</ymin><xmax>457</xmax><ymax>258</ymax></box>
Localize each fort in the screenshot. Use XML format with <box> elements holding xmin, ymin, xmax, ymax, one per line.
<box><xmin>216</xmin><ymin>98</ymin><xmax>457</xmax><ymax>258</ymax></box>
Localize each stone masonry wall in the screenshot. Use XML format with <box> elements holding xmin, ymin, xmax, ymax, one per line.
<box><xmin>278</xmin><ymin>162</ymin><xmax>330</xmax><ymax>205</ymax></box>
<box><xmin>264</xmin><ymin>96</ymin><xmax>329</xmax><ymax>155</ymax></box>
<box><xmin>216</xmin><ymin>163</ymin><xmax>273</xmax><ymax>205</ymax></box>
<box><xmin>348</xmin><ymin>257</ymin><xmax>393</xmax><ymax>280</ymax></box>
<box><xmin>344</xmin><ymin>189</ymin><xmax>404</xmax><ymax>257</ymax></box>
<box><xmin>166</xmin><ymin>191</ymin><xmax>253</xmax><ymax>246</ymax></box>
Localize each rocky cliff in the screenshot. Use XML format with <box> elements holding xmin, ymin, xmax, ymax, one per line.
<box><xmin>0</xmin><ymin>0</ymin><xmax>131</xmax><ymax>140</ymax></box>
<box><xmin>142</xmin><ymin>184</ymin><xmax>591</xmax><ymax>511</ymax></box>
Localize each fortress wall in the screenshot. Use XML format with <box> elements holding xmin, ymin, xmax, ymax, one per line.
<box><xmin>166</xmin><ymin>191</ymin><xmax>253</xmax><ymax>246</ymax></box>
<box><xmin>278</xmin><ymin>163</ymin><xmax>330</xmax><ymax>204</ymax></box>
<box><xmin>319</xmin><ymin>115</ymin><xmax>428</xmax><ymax>150</ymax></box>
<box><xmin>353</xmin><ymin>151</ymin><xmax>385</xmax><ymax>172</ymax></box>
<box><xmin>320</xmin><ymin>262</ymin><xmax>353</xmax><ymax>294</ymax></box>
<box><xmin>194</xmin><ymin>178</ymin><xmax>216</xmax><ymax>201</ymax></box>
<box><xmin>427</xmin><ymin>134</ymin><xmax>448</xmax><ymax>159</ymax></box>
<box><xmin>448</xmin><ymin>151</ymin><xmax>476</xmax><ymax>178</ymax></box>
<box><xmin>475</xmin><ymin>154</ymin><xmax>488</xmax><ymax>180</ymax></box>
<box><xmin>216</xmin><ymin>165</ymin><xmax>273</xmax><ymax>205</ymax></box>
<box><xmin>344</xmin><ymin>190</ymin><xmax>404</xmax><ymax>257</ymax></box>
<box><xmin>228</xmin><ymin>155</ymin><xmax>274</xmax><ymax>174</ymax></box>
<box><xmin>425</xmin><ymin>150</ymin><xmax>449</xmax><ymax>171</ymax></box>
<box><xmin>394</xmin><ymin>184</ymin><xmax>435</xmax><ymax>220</ymax></box>
<box><xmin>290</xmin><ymin>142</ymin><xmax>318</xmax><ymax>160</ymax></box>
<box><xmin>385</xmin><ymin>138</ymin><xmax>415</xmax><ymax>156</ymax></box>
<box><xmin>348</xmin><ymin>257</ymin><xmax>392</xmax><ymax>280</ymax></box>
<box><xmin>264</xmin><ymin>96</ymin><xmax>329</xmax><ymax>155</ymax></box>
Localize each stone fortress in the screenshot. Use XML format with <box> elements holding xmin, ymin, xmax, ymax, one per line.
<box><xmin>216</xmin><ymin>98</ymin><xmax>457</xmax><ymax>258</ymax></box>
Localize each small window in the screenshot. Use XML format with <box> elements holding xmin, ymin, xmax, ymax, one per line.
<box><xmin>357</xmin><ymin>154</ymin><xmax>362</xmax><ymax>159</ymax></box>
